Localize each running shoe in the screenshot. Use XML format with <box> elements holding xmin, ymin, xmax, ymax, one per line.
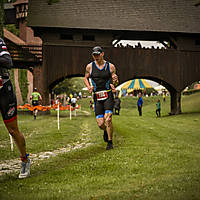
<box><xmin>106</xmin><ymin>142</ymin><xmax>113</xmax><ymax>150</ymax></box>
<box><xmin>103</xmin><ymin>130</ymin><xmax>108</xmax><ymax>142</ymax></box>
<box><xmin>19</xmin><ymin>158</ymin><xmax>31</xmax><ymax>179</ymax></box>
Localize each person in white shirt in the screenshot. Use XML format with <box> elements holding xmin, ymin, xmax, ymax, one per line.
<box><xmin>71</xmin><ymin>96</ymin><xmax>77</xmax><ymax>108</ymax></box>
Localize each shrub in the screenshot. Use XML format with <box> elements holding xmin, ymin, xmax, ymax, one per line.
<box><xmin>18</xmin><ymin>69</ymin><xmax>28</xmax><ymax>103</ymax></box>
<box><xmin>182</xmin><ymin>89</ymin><xmax>200</xmax><ymax>95</ymax></box>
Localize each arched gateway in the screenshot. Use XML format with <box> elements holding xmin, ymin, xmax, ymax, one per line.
<box><xmin>35</xmin><ymin>45</ymin><xmax>200</xmax><ymax>115</ymax></box>
<box><xmin>26</xmin><ymin>0</ymin><xmax>200</xmax><ymax>115</ymax></box>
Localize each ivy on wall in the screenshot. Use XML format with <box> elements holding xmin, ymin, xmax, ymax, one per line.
<box><xmin>9</xmin><ymin>68</ymin><xmax>16</xmax><ymax>93</ymax></box>
<box><xmin>47</xmin><ymin>0</ymin><xmax>60</xmax><ymax>5</ymax></box>
<box><xmin>18</xmin><ymin>69</ymin><xmax>28</xmax><ymax>103</ymax></box>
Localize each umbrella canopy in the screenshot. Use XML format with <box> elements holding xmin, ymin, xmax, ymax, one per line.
<box><xmin>122</xmin><ymin>79</ymin><xmax>152</xmax><ymax>93</ymax></box>
<box><xmin>82</xmin><ymin>87</ymin><xmax>88</xmax><ymax>91</ymax></box>
<box><xmin>116</xmin><ymin>82</ymin><xmax>128</xmax><ymax>91</ymax></box>
<box><xmin>154</xmin><ymin>85</ymin><xmax>166</xmax><ymax>91</ymax></box>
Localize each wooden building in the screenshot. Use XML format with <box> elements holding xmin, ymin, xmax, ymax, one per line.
<box><xmin>23</xmin><ymin>0</ymin><xmax>200</xmax><ymax>113</ymax></box>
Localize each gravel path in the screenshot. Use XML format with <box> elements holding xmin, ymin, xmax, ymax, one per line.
<box><xmin>0</xmin><ymin>121</ymin><xmax>92</xmax><ymax>176</ymax></box>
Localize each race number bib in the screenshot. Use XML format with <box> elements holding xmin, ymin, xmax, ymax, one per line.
<box><xmin>0</xmin><ymin>76</ymin><xmax>3</xmax><ymax>89</ymax></box>
<box><xmin>96</xmin><ymin>90</ymin><xmax>108</xmax><ymax>101</ymax></box>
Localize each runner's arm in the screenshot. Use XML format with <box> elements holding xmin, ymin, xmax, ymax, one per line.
<box><xmin>39</xmin><ymin>94</ymin><xmax>42</xmax><ymax>101</ymax></box>
<box><xmin>0</xmin><ymin>39</ymin><xmax>13</xmax><ymax>69</ymax></box>
<box><xmin>110</xmin><ymin>63</ymin><xmax>119</xmax><ymax>87</ymax></box>
<box><xmin>0</xmin><ymin>54</ymin><xmax>13</xmax><ymax>69</ymax></box>
<box><xmin>84</xmin><ymin>64</ymin><xmax>93</xmax><ymax>93</ymax></box>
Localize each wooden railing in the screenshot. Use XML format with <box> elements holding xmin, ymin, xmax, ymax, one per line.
<box><xmin>9</xmin><ymin>45</ymin><xmax>42</xmax><ymax>66</ymax></box>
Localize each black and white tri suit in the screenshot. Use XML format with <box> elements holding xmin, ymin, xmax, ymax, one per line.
<box><xmin>0</xmin><ymin>38</ymin><xmax>17</xmax><ymax>123</ymax></box>
<box><xmin>90</xmin><ymin>61</ymin><xmax>114</xmax><ymax>118</ymax></box>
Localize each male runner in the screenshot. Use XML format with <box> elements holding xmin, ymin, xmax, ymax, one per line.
<box><xmin>0</xmin><ymin>37</ymin><xmax>30</xmax><ymax>178</ymax></box>
<box><xmin>30</xmin><ymin>88</ymin><xmax>42</xmax><ymax>120</ymax></box>
<box><xmin>84</xmin><ymin>46</ymin><xmax>119</xmax><ymax>150</ymax></box>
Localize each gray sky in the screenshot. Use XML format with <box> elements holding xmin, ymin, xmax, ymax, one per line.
<box><xmin>117</xmin><ymin>40</ymin><xmax>164</xmax><ymax>48</ymax></box>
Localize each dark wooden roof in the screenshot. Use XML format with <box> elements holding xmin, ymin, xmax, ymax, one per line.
<box><xmin>4</xmin><ymin>28</ymin><xmax>25</xmax><ymax>45</ymax></box>
<box><xmin>13</xmin><ymin>0</ymin><xmax>28</xmax><ymax>6</ymax></box>
<box><xmin>27</xmin><ymin>0</ymin><xmax>200</xmax><ymax>34</ymax></box>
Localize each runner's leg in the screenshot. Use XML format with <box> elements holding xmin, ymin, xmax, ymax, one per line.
<box><xmin>96</xmin><ymin>117</ymin><xmax>106</xmax><ymax>130</ymax></box>
<box><xmin>5</xmin><ymin>118</ymin><xmax>31</xmax><ymax>179</ymax></box>
<box><xmin>94</xmin><ymin>99</ymin><xmax>106</xmax><ymax>130</ymax></box>
<box><xmin>35</xmin><ymin>109</ymin><xmax>38</xmax><ymax>119</ymax></box>
<box><xmin>5</xmin><ymin>118</ymin><xmax>26</xmax><ymax>157</ymax></box>
<box><xmin>104</xmin><ymin>113</ymin><xmax>113</xmax><ymax>140</ymax></box>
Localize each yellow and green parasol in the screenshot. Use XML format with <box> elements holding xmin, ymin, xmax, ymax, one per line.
<box><xmin>121</xmin><ymin>79</ymin><xmax>152</xmax><ymax>93</ymax></box>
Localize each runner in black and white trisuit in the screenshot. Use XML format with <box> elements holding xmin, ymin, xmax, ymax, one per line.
<box><xmin>0</xmin><ymin>37</ymin><xmax>30</xmax><ymax>178</ymax></box>
<box><xmin>84</xmin><ymin>46</ymin><xmax>119</xmax><ymax>150</ymax></box>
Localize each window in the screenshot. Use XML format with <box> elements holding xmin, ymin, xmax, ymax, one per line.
<box><xmin>60</xmin><ymin>34</ymin><xmax>73</xmax><ymax>40</ymax></box>
<box><xmin>195</xmin><ymin>40</ymin><xmax>200</xmax><ymax>46</ymax></box>
<box><xmin>82</xmin><ymin>35</ymin><xmax>95</xmax><ymax>41</ymax></box>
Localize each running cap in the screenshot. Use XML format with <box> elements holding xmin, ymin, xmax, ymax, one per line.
<box><xmin>92</xmin><ymin>46</ymin><xmax>103</xmax><ymax>55</ymax></box>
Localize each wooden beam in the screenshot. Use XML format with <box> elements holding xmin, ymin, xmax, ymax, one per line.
<box><xmin>194</xmin><ymin>0</ymin><xmax>200</xmax><ymax>6</ymax></box>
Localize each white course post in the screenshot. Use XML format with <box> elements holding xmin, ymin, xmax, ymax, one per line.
<box><xmin>9</xmin><ymin>134</ymin><xmax>14</xmax><ymax>151</ymax></box>
<box><xmin>74</xmin><ymin>106</ymin><xmax>76</xmax><ymax>117</ymax></box>
<box><xmin>57</xmin><ymin>101</ymin><xmax>60</xmax><ymax>130</ymax></box>
<box><xmin>70</xmin><ymin>105</ymin><xmax>72</xmax><ymax>120</ymax></box>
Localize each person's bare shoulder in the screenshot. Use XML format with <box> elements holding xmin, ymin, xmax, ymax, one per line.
<box><xmin>86</xmin><ymin>63</ymin><xmax>92</xmax><ymax>73</ymax></box>
<box><xmin>109</xmin><ymin>63</ymin><xmax>116</xmax><ymax>74</ymax></box>
<box><xmin>85</xmin><ymin>63</ymin><xmax>92</xmax><ymax>79</ymax></box>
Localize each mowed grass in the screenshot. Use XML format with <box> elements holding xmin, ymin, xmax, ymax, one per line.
<box><xmin>0</xmin><ymin>93</ymin><xmax>200</xmax><ymax>200</ymax></box>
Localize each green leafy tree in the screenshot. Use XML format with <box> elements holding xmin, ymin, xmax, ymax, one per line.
<box><xmin>9</xmin><ymin>68</ymin><xmax>16</xmax><ymax>92</ymax></box>
<box><xmin>18</xmin><ymin>69</ymin><xmax>28</xmax><ymax>103</ymax></box>
<box><xmin>5</xmin><ymin>24</ymin><xmax>19</xmax><ymax>36</ymax></box>
<box><xmin>53</xmin><ymin>77</ymin><xmax>85</xmax><ymax>95</ymax></box>
<box><xmin>47</xmin><ymin>0</ymin><xmax>60</xmax><ymax>5</ymax></box>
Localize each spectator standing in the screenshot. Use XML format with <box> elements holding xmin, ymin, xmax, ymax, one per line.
<box><xmin>163</xmin><ymin>93</ymin><xmax>166</xmax><ymax>102</ymax></box>
<box><xmin>89</xmin><ymin>99</ymin><xmax>94</xmax><ymax>111</ymax></box>
<box><xmin>78</xmin><ymin>91</ymin><xmax>82</xmax><ymax>99</ymax></box>
<box><xmin>137</xmin><ymin>92</ymin><xmax>143</xmax><ymax>116</ymax></box>
<box><xmin>114</xmin><ymin>96</ymin><xmax>121</xmax><ymax>115</ymax></box>
<box><xmin>156</xmin><ymin>99</ymin><xmax>161</xmax><ymax>117</ymax></box>
<box><xmin>71</xmin><ymin>96</ymin><xmax>77</xmax><ymax>108</ymax></box>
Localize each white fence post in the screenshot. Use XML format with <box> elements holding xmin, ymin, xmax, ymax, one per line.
<box><xmin>70</xmin><ymin>105</ymin><xmax>72</xmax><ymax>120</ymax></box>
<box><xmin>57</xmin><ymin>101</ymin><xmax>60</xmax><ymax>130</ymax></box>
<box><xmin>9</xmin><ymin>134</ymin><xmax>14</xmax><ymax>151</ymax></box>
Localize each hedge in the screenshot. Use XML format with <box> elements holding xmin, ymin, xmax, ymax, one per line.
<box><xmin>182</xmin><ymin>89</ymin><xmax>200</xmax><ymax>95</ymax></box>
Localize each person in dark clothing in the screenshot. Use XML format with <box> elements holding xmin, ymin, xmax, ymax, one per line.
<box><xmin>89</xmin><ymin>99</ymin><xmax>94</xmax><ymax>111</ymax></box>
<box><xmin>0</xmin><ymin>38</ymin><xmax>30</xmax><ymax>178</ymax></box>
<box><xmin>114</xmin><ymin>96</ymin><xmax>121</xmax><ymax>115</ymax></box>
<box><xmin>84</xmin><ymin>46</ymin><xmax>118</xmax><ymax>150</ymax></box>
<box><xmin>137</xmin><ymin>92</ymin><xmax>143</xmax><ymax>116</ymax></box>
<box><xmin>156</xmin><ymin>99</ymin><xmax>161</xmax><ymax>117</ymax></box>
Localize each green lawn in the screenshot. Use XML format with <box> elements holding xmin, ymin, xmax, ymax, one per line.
<box><xmin>0</xmin><ymin>93</ymin><xmax>200</xmax><ymax>200</ymax></box>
